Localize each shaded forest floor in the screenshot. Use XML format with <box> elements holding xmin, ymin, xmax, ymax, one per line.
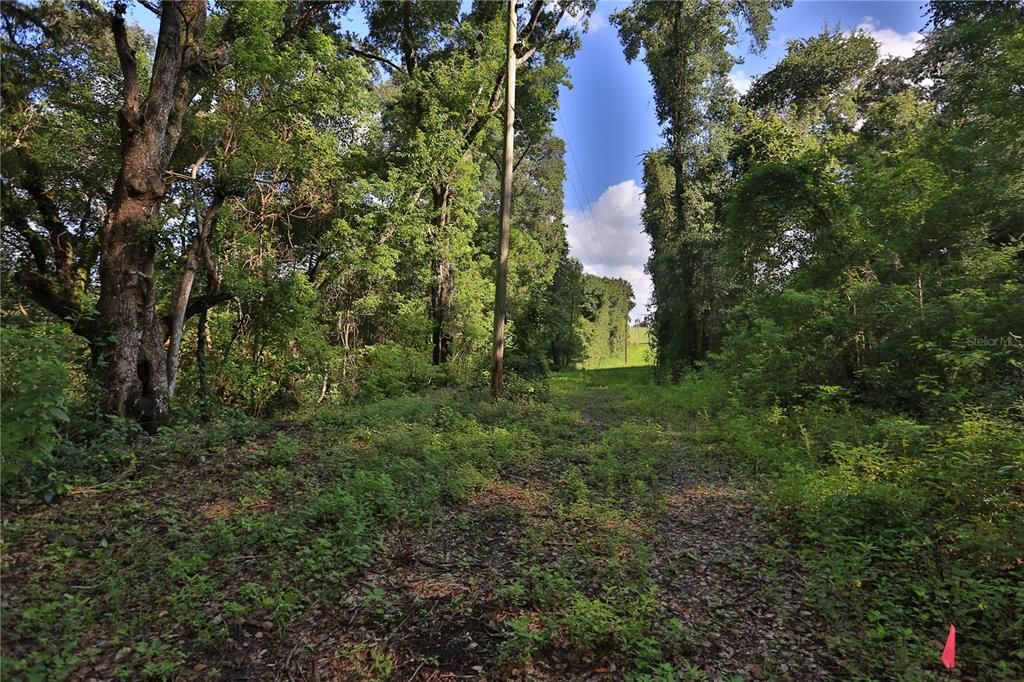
<box><xmin>4</xmin><ymin>369</ymin><xmax>956</xmax><ymax>680</ymax></box>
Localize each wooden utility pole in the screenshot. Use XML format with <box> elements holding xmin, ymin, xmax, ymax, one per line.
<box><xmin>624</xmin><ymin>319</ymin><xmax>629</xmax><ymax>364</ymax></box>
<box><xmin>490</xmin><ymin>0</ymin><xmax>517</xmax><ymax>397</ymax></box>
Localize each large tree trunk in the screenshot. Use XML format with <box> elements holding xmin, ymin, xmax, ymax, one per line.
<box><xmin>431</xmin><ymin>257</ymin><xmax>453</xmax><ymax>365</ymax></box>
<box><xmin>97</xmin><ymin>191</ymin><xmax>171</xmax><ymax>426</ymax></box>
<box><xmin>98</xmin><ymin>0</ymin><xmax>210</xmax><ymax>426</ymax></box>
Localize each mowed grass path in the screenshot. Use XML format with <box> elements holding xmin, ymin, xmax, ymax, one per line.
<box><xmin>3</xmin><ymin>368</ymin><xmax>840</xmax><ymax>680</ymax></box>
<box><xmin>582</xmin><ymin>328</ymin><xmax>653</xmax><ymax>370</ymax></box>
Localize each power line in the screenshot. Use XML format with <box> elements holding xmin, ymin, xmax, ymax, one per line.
<box><xmin>490</xmin><ymin>0</ymin><xmax>517</xmax><ymax>398</ymax></box>
<box><xmin>557</xmin><ymin>118</ymin><xmax>611</xmax><ymax>272</ymax></box>
<box><xmin>557</xmin><ymin>125</ymin><xmax>600</xmax><ymax>267</ymax></box>
<box><xmin>564</xmin><ymin>175</ymin><xmax>600</xmax><ymax>267</ymax></box>
<box><xmin>561</xmin><ymin>118</ymin><xmax>615</xmax><ymax>271</ymax></box>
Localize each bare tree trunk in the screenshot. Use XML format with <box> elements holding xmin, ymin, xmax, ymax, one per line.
<box><xmin>431</xmin><ymin>187</ymin><xmax>454</xmax><ymax>365</ymax></box>
<box><xmin>431</xmin><ymin>258</ymin><xmax>453</xmax><ymax>365</ymax></box>
<box><xmin>197</xmin><ymin>306</ymin><xmax>210</xmax><ymax>403</ymax></box>
<box><xmin>167</xmin><ymin>189</ymin><xmax>224</xmax><ymax>397</ymax></box>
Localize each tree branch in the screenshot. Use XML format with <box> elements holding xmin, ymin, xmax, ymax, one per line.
<box><xmin>182</xmin><ymin>290</ymin><xmax>233</xmax><ymax>321</ymax></box>
<box><xmin>159</xmin><ymin>289</ymin><xmax>234</xmax><ymax>339</ymax></box>
<box><xmin>486</xmin><ymin>148</ymin><xmax>502</xmax><ymax>176</ymax></box>
<box><xmin>276</xmin><ymin>0</ymin><xmax>347</xmax><ymax>47</ymax></box>
<box><xmin>347</xmin><ymin>44</ymin><xmax>402</xmax><ymax>73</ymax></box>
<box><xmin>462</xmin><ymin>70</ymin><xmax>506</xmax><ymax>153</ymax></box>
<box><xmin>517</xmin><ymin>6</ymin><xmax>566</xmax><ymax>66</ymax></box>
<box><xmin>399</xmin><ymin>0</ymin><xmax>418</xmax><ymax>76</ymax></box>
<box><xmin>110</xmin><ymin>1</ymin><xmax>141</xmax><ymax>131</ymax></box>
<box><xmin>11</xmin><ymin>149</ymin><xmax>78</xmax><ymax>278</ymax></box>
<box><xmin>520</xmin><ymin>0</ymin><xmax>545</xmax><ymax>46</ymax></box>
<box><xmin>137</xmin><ymin>0</ymin><xmax>161</xmax><ymax>16</ymax></box>
<box><xmin>199</xmin><ymin>237</ymin><xmax>220</xmax><ymax>290</ymax></box>
<box><xmin>513</xmin><ymin>138</ymin><xmax>537</xmax><ymax>173</ymax></box>
<box><xmin>10</xmin><ymin>223</ymin><xmax>51</xmax><ymax>274</ymax></box>
<box><xmin>4</xmin><ymin>1</ymin><xmax>59</xmax><ymax>43</ymax></box>
<box><xmin>14</xmin><ymin>270</ymin><xmax>98</xmax><ymax>338</ymax></box>
<box><xmin>516</xmin><ymin>45</ymin><xmax>537</xmax><ymax>66</ymax></box>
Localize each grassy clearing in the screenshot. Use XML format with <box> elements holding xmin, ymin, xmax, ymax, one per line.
<box><xmin>1</xmin><ymin>390</ymin><xmax>535</xmax><ymax>679</ymax></box>
<box><xmin>0</xmin><ymin>371</ymin><xmax>743</xmax><ymax>680</ymax></box>
<box><xmin>583</xmin><ymin>327</ymin><xmax>654</xmax><ymax>370</ymax></box>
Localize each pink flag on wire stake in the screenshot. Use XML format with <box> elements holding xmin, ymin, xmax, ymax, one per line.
<box><xmin>941</xmin><ymin>624</ymin><xmax>956</xmax><ymax>669</ymax></box>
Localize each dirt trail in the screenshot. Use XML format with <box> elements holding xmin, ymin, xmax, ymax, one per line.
<box><xmin>650</xmin><ymin>480</ymin><xmax>838</xmax><ymax>679</ymax></box>
<box><xmin>271</xmin><ymin>372</ymin><xmax>839</xmax><ymax>681</ymax></box>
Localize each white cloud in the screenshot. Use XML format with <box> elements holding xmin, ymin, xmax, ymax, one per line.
<box><xmin>565</xmin><ymin>180</ymin><xmax>652</xmax><ymax>322</ymax></box>
<box><xmin>856</xmin><ymin>17</ymin><xmax>924</xmax><ymax>60</ymax></box>
<box><xmin>559</xmin><ymin>5</ymin><xmax>606</xmax><ymax>33</ymax></box>
<box><xmin>729</xmin><ymin>68</ymin><xmax>753</xmax><ymax>95</ymax></box>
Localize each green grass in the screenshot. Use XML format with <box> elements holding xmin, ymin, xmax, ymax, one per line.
<box><xmin>583</xmin><ymin>327</ymin><xmax>654</xmax><ymax>370</ymax></box>
<box><xmin>1</xmin><ymin>391</ymin><xmax>538</xmax><ymax>679</ymax></box>
<box><xmin>0</xmin><ymin>370</ymin><xmax>692</xmax><ymax>679</ymax></box>
<box><xmin>3</xmin><ymin>366</ymin><xmax>1021</xmax><ymax>679</ymax></box>
<box><xmin>556</xmin><ymin>367</ymin><xmax>1024</xmax><ymax>678</ymax></box>
<box><xmin>636</xmin><ymin>371</ymin><xmax>1022</xmax><ymax>678</ymax></box>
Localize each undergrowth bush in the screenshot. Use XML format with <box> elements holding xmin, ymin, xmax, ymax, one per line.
<box><xmin>356</xmin><ymin>342</ymin><xmax>442</xmax><ymax>401</ymax></box>
<box><xmin>1</xmin><ymin>326</ymin><xmax>76</xmax><ymax>500</ymax></box>
<box><xmin>685</xmin><ymin>362</ymin><xmax>1024</xmax><ymax>677</ymax></box>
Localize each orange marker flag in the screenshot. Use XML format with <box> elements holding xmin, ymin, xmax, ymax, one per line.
<box><xmin>941</xmin><ymin>624</ymin><xmax>956</xmax><ymax>669</ymax></box>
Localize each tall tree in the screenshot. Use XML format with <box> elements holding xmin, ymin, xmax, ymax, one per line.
<box><xmin>361</xmin><ymin>0</ymin><xmax>593</xmax><ymax>364</ymax></box>
<box><xmin>2</xmin><ymin>0</ymin><xmax>358</xmax><ymax>425</ymax></box>
<box><xmin>612</xmin><ymin>0</ymin><xmax>787</xmax><ymax>373</ymax></box>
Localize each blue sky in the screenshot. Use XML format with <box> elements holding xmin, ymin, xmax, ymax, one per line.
<box><xmin>560</xmin><ymin>1</ymin><xmax>932</xmax><ymax>320</ymax></box>
<box><xmin>126</xmin><ymin>1</ymin><xmax>932</xmax><ymax>322</ymax></box>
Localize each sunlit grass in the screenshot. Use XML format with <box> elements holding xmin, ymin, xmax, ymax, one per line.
<box><xmin>582</xmin><ymin>327</ymin><xmax>654</xmax><ymax>369</ymax></box>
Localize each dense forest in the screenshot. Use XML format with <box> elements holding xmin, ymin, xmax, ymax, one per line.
<box><xmin>1</xmin><ymin>0</ymin><xmax>1022</xmax><ymax>680</ymax></box>
<box><xmin>612</xmin><ymin>0</ymin><xmax>1024</xmax><ymax>676</ymax></box>
<box><xmin>1</xmin><ymin>0</ymin><xmax>634</xmax><ymax>468</ymax></box>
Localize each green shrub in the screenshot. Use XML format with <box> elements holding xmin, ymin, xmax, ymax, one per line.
<box><xmin>204</xmin><ymin>272</ymin><xmax>339</xmax><ymax>415</ymax></box>
<box><xmin>305</xmin><ymin>487</ymin><xmax>366</xmax><ymax>530</ymax></box>
<box><xmin>56</xmin><ymin>414</ymin><xmax>143</xmax><ymax>476</ymax></box>
<box><xmin>505</xmin><ymin>348</ymin><xmax>550</xmax><ymax>381</ymax></box>
<box><xmin>356</xmin><ymin>342</ymin><xmax>442</xmax><ymax>401</ymax></box>
<box><xmin>1</xmin><ymin>326</ymin><xmax>74</xmax><ymax>499</ymax></box>
<box><xmin>501</xmin><ymin>369</ymin><xmax>551</xmax><ymax>403</ymax></box>
<box><xmin>259</xmin><ymin>434</ymin><xmax>301</xmax><ymax>467</ymax></box>
<box><xmin>737</xmin><ymin>400</ymin><xmax>1024</xmax><ymax>676</ymax></box>
<box><xmin>348</xmin><ymin>470</ymin><xmax>400</xmax><ymax>522</ymax></box>
<box><xmin>587</xmin><ymin>422</ymin><xmax>675</xmax><ymax>505</ymax></box>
